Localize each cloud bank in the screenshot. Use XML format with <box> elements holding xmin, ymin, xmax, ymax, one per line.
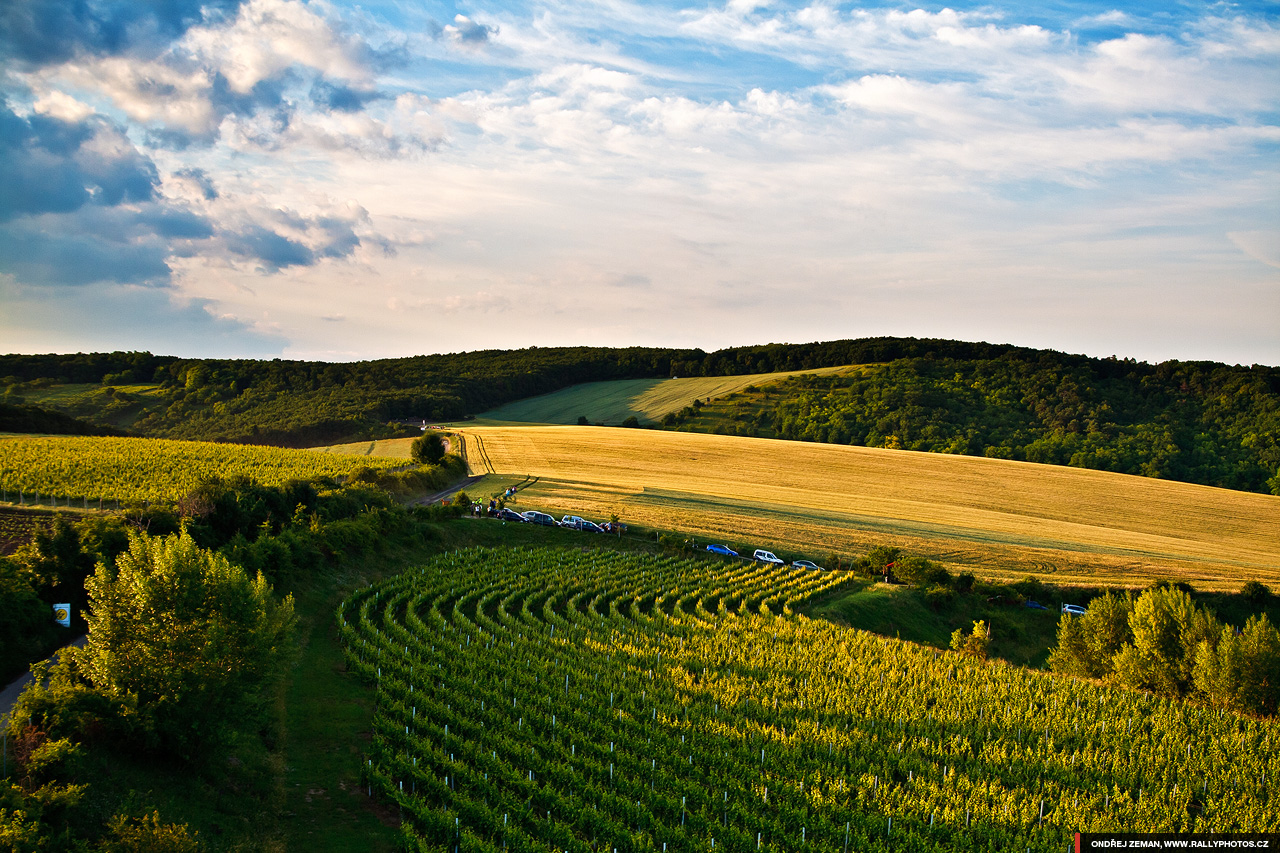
<box><xmin>1</xmin><ymin>0</ymin><xmax>1276</xmax><ymax>363</ymax></box>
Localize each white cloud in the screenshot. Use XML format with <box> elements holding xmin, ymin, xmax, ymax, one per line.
<box><xmin>1228</xmin><ymin>231</ymin><xmax>1280</xmax><ymax>269</ymax></box>
<box><xmin>31</xmin><ymin>90</ymin><xmax>95</xmax><ymax>122</ymax></box>
<box><xmin>184</xmin><ymin>0</ymin><xmax>372</xmax><ymax>93</ymax></box>
<box><xmin>3</xmin><ymin>0</ymin><xmax>1277</xmax><ymax>363</ymax></box>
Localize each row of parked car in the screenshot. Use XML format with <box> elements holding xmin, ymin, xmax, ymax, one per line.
<box><xmin>494</xmin><ymin>508</ymin><xmax>619</xmax><ymax>535</ymax></box>
<box><xmin>704</xmin><ymin>543</ymin><xmax>826</xmax><ymax>571</ymax></box>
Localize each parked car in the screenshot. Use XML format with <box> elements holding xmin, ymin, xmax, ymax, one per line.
<box><xmin>561</xmin><ymin>515</ymin><xmax>586</xmax><ymax>528</ymax></box>
<box><xmin>706</xmin><ymin>544</ymin><xmax>739</xmax><ymax>557</ymax></box>
<box><xmin>522</xmin><ymin>511</ymin><xmax>558</xmax><ymax>526</ymax></box>
<box><xmin>1061</xmin><ymin>603</ymin><xmax>1087</xmax><ymax>616</ymax></box>
<box><xmin>791</xmin><ymin>559</ymin><xmax>825</xmax><ymax>571</ymax></box>
<box><xmin>496</xmin><ymin>508</ymin><xmax>525</xmax><ymax>522</ymax></box>
<box><xmin>753</xmin><ymin>549</ymin><xmax>784</xmax><ymax>566</ymax></box>
<box><xmin>576</xmin><ymin>521</ymin><xmax>604</xmax><ymax>534</ymax></box>
<box><xmin>1024</xmin><ymin>600</ymin><xmax>1048</xmax><ymax>610</ymax></box>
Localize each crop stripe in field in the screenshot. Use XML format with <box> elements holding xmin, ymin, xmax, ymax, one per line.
<box><xmin>458</xmin><ymin>432</ymin><xmax>497</xmax><ymax>477</ymax></box>
<box><xmin>340</xmin><ymin>547</ymin><xmax>1279</xmax><ymax>853</ymax></box>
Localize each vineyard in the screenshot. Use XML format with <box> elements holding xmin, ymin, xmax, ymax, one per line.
<box><xmin>341</xmin><ymin>547</ymin><xmax>1279</xmax><ymax>852</ymax></box>
<box><xmin>0</xmin><ymin>435</ymin><xmax>408</xmax><ymax>505</ymax></box>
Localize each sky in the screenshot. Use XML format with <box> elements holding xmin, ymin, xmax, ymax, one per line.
<box><xmin>0</xmin><ymin>0</ymin><xmax>1277</xmax><ymax>366</ymax></box>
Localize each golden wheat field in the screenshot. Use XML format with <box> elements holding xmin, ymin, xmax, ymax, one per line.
<box><xmin>456</xmin><ymin>425</ymin><xmax>1280</xmax><ymax>590</ymax></box>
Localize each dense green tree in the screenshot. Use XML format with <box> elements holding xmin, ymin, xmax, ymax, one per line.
<box><xmin>15</xmin><ymin>518</ymin><xmax>96</xmax><ymax>634</ymax></box>
<box><xmin>1194</xmin><ymin>614</ymin><xmax>1280</xmax><ymax>717</ymax></box>
<box><xmin>1048</xmin><ymin>591</ymin><xmax>1133</xmax><ymax>679</ymax></box>
<box><xmin>76</xmin><ymin>530</ymin><xmax>295</xmax><ymax>759</ymax></box>
<box><xmin>0</xmin><ymin>557</ymin><xmax>59</xmax><ymax>681</ymax></box>
<box><xmin>411</xmin><ymin>432</ymin><xmax>446</xmax><ymax>465</ymax></box>
<box><xmin>1241</xmin><ymin>580</ymin><xmax>1271</xmax><ymax>608</ymax></box>
<box><xmin>1113</xmin><ymin>587</ymin><xmax>1219</xmax><ymax>698</ymax></box>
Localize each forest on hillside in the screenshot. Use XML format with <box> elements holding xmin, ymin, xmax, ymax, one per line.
<box><xmin>2</xmin><ymin>339</ymin><xmax>1278</xmax><ymax>493</ymax></box>
<box><xmin>665</xmin><ymin>355</ymin><xmax>1280</xmax><ymax>495</ymax></box>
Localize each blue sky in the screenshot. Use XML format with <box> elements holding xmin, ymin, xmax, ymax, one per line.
<box><xmin>1</xmin><ymin>0</ymin><xmax>1276</xmax><ymax>364</ymax></box>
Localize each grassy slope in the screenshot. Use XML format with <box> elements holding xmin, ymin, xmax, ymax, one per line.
<box><xmin>310</xmin><ymin>437</ymin><xmax>418</xmax><ymax>458</ymax></box>
<box><xmin>476</xmin><ymin>367</ymin><xmax>852</xmax><ymax>425</ymax></box>
<box><xmin>18</xmin><ymin>382</ymin><xmax>170</xmax><ymax>431</ymax></box>
<box><xmin>454</xmin><ymin>425</ymin><xmax>1280</xmax><ymax>590</ymax></box>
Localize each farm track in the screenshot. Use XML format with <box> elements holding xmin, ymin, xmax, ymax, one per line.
<box><xmin>341</xmin><ymin>547</ymin><xmax>1280</xmax><ymax>853</ymax></box>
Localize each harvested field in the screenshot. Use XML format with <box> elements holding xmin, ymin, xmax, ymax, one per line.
<box><xmin>456</xmin><ymin>426</ymin><xmax>1280</xmax><ymax>590</ymax></box>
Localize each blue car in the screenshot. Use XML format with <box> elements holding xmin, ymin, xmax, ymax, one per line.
<box><xmin>706</xmin><ymin>544</ymin><xmax>739</xmax><ymax>557</ymax></box>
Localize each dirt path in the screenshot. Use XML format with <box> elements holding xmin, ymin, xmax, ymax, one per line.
<box><xmin>412</xmin><ymin>474</ymin><xmax>484</xmax><ymax>507</ymax></box>
<box><xmin>0</xmin><ymin>635</ymin><xmax>86</xmax><ymax>723</ymax></box>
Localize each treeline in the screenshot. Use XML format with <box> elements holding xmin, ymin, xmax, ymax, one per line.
<box><xmin>0</xmin><ymin>338</ymin><xmax>1151</xmax><ymax>445</ymax></box>
<box><xmin>4</xmin><ymin>340</ymin><xmax>1278</xmax><ymax>492</ymax></box>
<box><xmin>0</xmin><ymin>402</ymin><xmax>122</xmax><ymax>436</ymax></box>
<box><xmin>0</xmin><ymin>346</ymin><xmax>703</xmax><ymax>446</ymax></box>
<box><xmin>0</xmin><ymin>455</ymin><xmax>470</xmax><ymax>848</ymax></box>
<box><xmin>1050</xmin><ymin>584</ymin><xmax>1280</xmax><ymax>717</ymax></box>
<box><xmin>670</xmin><ymin>354</ymin><xmax>1280</xmax><ymax>494</ymax></box>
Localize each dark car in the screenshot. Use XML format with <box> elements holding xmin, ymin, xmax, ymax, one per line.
<box><xmin>496</xmin><ymin>508</ymin><xmax>525</xmax><ymax>522</ymax></box>
<box><xmin>576</xmin><ymin>520</ymin><xmax>605</xmax><ymax>534</ymax></box>
<box><xmin>521</xmin><ymin>511</ymin><xmax>558</xmax><ymax>526</ymax></box>
<box><xmin>706</xmin><ymin>544</ymin><xmax>739</xmax><ymax>557</ymax></box>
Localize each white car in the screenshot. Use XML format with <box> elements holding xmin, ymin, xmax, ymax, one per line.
<box><xmin>1061</xmin><ymin>604</ymin><xmax>1087</xmax><ymax>617</ymax></box>
<box><xmin>561</xmin><ymin>515</ymin><xmax>586</xmax><ymax>527</ymax></box>
<box><xmin>753</xmin><ymin>549</ymin><xmax>784</xmax><ymax>565</ymax></box>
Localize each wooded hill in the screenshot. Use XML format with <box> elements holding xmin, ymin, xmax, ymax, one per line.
<box><xmin>663</xmin><ymin>353</ymin><xmax>1280</xmax><ymax>496</ymax></box>
<box><xmin>2</xmin><ymin>338</ymin><xmax>1277</xmax><ymax>494</ymax></box>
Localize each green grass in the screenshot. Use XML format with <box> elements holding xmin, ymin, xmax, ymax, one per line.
<box><xmin>808</xmin><ymin>581</ymin><xmax>1064</xmax><ymax>667</ymax></box>
<box><xmin>17</xmin><ymin>382</ymin><xmax>170</xmax><ymax>430</ymax></box>
<box><xmin>278</xmin><ymin>560</ymin><xmax>404</xmax><ymax>852</ymax></box>
<box><xmin>476</xmin><ymin>367</ymin><xmax>853</xmax><ymax>426</ymax></box>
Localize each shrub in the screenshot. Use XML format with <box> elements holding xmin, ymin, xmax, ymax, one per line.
<box><xmin>77</xmin><ymin>531</ymin><xmax>296</xmax><ymax>760</ymax></box>
<box><xmin>950</xmin><ymin>620</ymin><xmax>989</xmax><ymax>660</ymax></box>
<box><xmin>924</xmin><ymin>584</ymin><xmax>954</xmax><ymax>610</ymax></box>
<box><xmin>411</xmin><ymin>432</ymin><xmax>446</xmax><ymax>465</ymax></box>
<box><xmin>1242</xmin><ymin>580</ymin><xmax>1271</xmax><ymax>607</ymax></box>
